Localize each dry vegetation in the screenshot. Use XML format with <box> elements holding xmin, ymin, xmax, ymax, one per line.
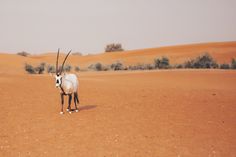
<box><xmin>105</xmin><ymin>43</ymin><xmax>124</xmax><ymax>52</ymax></box>
<box><xmin>17</xmin><ymin>51</ymin><xmax>30</xmax><ymax>57</ymax></box>
<box><xmin>23</xmin><ymin>53</ymin><xmax>236</xmax><ymax>74</ymax></box>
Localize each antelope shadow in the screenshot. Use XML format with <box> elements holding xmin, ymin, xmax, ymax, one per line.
<box><xmin>70</xmin><ymin>105</ymin><xmax>97</xmax><ymax>112</ymax></box>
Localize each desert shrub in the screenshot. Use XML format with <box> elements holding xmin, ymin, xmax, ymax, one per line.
<box><xmin>154</xmin><ymin>56</ymin><xmax>170</xmax><ymax>69</ymax></box>
<box><xmin>183</xmin><ymin>59</ymin><xmax>195</xmax><ymax>68</ymax></box>
<box><xmin>231</xmin><ymin>58</ymin><xmax>236</xmax><ymax>69</ymax></box>
<box><xmin>174</xmin><ymin>64</ymin><xmax>183</xmax><ymax>69</ymax></box>
<box><xmin>88</xmin><ymin>63</ymin><xmax>103</xmax><ymax>71</ymax></box>
<box><xmin>17</xmin><ymin>51</ymin><xmax>30</xmax><ymax>57</ymax></box>
<box><xmin>47</xmin><ymin>64</ymin><xmax>56</xmax><ymax>73</ymax></box>
<box><xmin>128</xmin><ymin>64</ymin><xmax>155</xmax><ymax>70</ymax></box>
<box><xmin>64</xmin><ymin>64</ymin><xmax>72</xmax><ymax>72</ymax></box>
<box><xmin>144</xmin><ymin>64</ymin><xmax>155</xmax><ymax>70</ymax></box>
<box><xmin>75</xmin><ymin>66</ymin><xmax>80</xmax><ymax>72</ymax></box>
<box><xmin>184</xmin><ymin>53</ymin><xmax>218</xmax><ymax>69</ymax></box>
<box><xmin>220</xmin><ymin>63</ymin><xmax>230</xmax><ymax>69</ymax></box>
<box><xmin>34</xmin><ymin>62</ymin><xmax>46</xmax><ymax>74</ymax></box>
<box><xmin>57</xmin><ymin>64</ymin><xmax>72</xmax><ymax>73</ymax></box>
<box><xmin>24</xmin><ymin>62</ymin><xmax>46</xmax><ymax>74</ymax></box>
<box><xmin>136</xmin><ymin>64</ymin><xmax>147</xmax><ymax>70</ymax></box>
<box><xmin>128</xmin><ymin>65</ymin><xmax>138</xmax><ymax>70</ymax></box>
<box><xmin>110</xmin><ymin>62</ymin><xmax>123</xmax><ymax>70</ymax></box>
<box><xmin>94</xmin><ymin>63</ymin><xmax>102</xmax><ymax>71</ymax></box>
<box><xmin>25</xmin><ymin>63</ymin><xmax>36</xmax><ymax>74</ymax></box>
<box><xmin>102</xmin><ymin>65</ymin><xmax>110</xmax><ymax>71</ymax></box>
<box><xmin>123</xmin><ymin>66</ymin><xmax>128</xmax><ymax>70</ymax></box>
<box><xmin>105</xmin><ymin>43</ymin><xmax>124</xmax><ymax>52</ymax></box>
<box><xmin>194</xmin><ymin>53</ymin><xmax>218</xmax><ymax>68</ymax></box>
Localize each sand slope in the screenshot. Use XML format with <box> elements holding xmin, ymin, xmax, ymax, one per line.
<box><xmin>1</xmin><ymin>41</ymin><xmax>236</xmax><ymax>74</ymax></box>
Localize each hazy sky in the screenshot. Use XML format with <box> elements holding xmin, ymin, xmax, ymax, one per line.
<box><xmin>0</xmin><ymin>0</ymin><xmax>236</xmax><ymax>54</ymax></box>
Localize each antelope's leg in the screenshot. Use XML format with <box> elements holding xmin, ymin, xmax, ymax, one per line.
<box><xmin>76</xmin><ymin>92</ymin><xmax>80</xmax><ymax>104</ymax></box>
<box><xmin>60</xmin><ymin>93</ymin><xmax>64</xmax><ymax>114</ymax></box>
<box><xmin>74</xmin><ymin>93</ymin><xmax>78</xmax><ymax>111</ymax></box>
<box><xmin>67</xmin><ymin>94</ymin><xmax>72</xmax><ymax>112</ymax></box>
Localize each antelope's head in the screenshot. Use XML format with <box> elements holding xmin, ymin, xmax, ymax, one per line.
<box><xmin>54</xmin><ymin>48</ymin><xmax>72</xmax><ymax>88</ymax></box>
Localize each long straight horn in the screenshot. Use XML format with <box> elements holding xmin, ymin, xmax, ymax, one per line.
<box><xmin>60</xmin><ymin>50</ymin><xmax>72</xmax><ymax>74</ymax></box>
<box><xmin>56</xmin><ymin>48</ymin><xmax>60</xmax><ymax>75</ymax></box>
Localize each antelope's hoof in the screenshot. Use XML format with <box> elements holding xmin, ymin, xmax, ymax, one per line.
<box><xmin>69</xmin><ymin>111</ymin><xmax>72</xmax><ymax>114</ymax></box>
<box><xmin>60</xmin><ymin>112</ymin><xmax>64</xmax><ymax>115</ymax></box>
<box><xmin>66</xmin><ymin>109</ymin><xmax>70</xmax><ymax>112</ymax></box>
<box><xmin>75</xmin><ymin>109</ymin><xmax>79</xmax><ymax>112</ymax></box>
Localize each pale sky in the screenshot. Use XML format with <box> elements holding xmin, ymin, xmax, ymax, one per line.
<box><xmin>0</xmin><ymin>0</ymin><xmax>236</xmax><ymax>54</ymax></box>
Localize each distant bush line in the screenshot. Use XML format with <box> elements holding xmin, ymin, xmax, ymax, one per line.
<box><xmin>24</xmin><ymin>53</ymin><xmax>236</xmax><ymax>74</ymax></box>
<box><xmin>17</xmin><ymin>51</ymin><xmax>30</xmax><ymax>57</ymax></box>
<box><xmin>24</xmin><ymin>63</ymin><xmax>73</xmax><ymax>74</ymax></box>
<box><xmin>86</xmin><ymin>53</ymin><xmax>236</xmax><ymax>71</ymax></box>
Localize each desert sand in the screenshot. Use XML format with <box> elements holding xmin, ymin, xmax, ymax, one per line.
<box><xmin>0</xmin><ymin>42</ymin><xmax>236</xmax><ymax>156</ymax></box>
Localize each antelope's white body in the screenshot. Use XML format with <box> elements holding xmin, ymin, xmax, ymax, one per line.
<box><xmin>61</xmin><ymin>73</ymin><xmax>79</xmax><ymax>94</ymax></box>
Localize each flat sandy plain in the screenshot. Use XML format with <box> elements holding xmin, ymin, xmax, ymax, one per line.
<box><xmin>0</xmin><ymin>42</ymin><xmax>236</xmax><ymax>156</ymax></box>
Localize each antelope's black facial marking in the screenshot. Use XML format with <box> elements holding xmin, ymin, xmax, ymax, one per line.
<box><xmin>55</xmin><ymin>75</ymin><xmax>62</xmax><ymax>88</ymax></box>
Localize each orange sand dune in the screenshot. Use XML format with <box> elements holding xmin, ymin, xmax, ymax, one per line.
<box><xmin>53</xmin><ymin>41</ymin><xmax>236</xmax><ymax>67</ymax></box>
<box><xmin>77</xmin><ymin>41</ymin><xmax>236</xmax><ymax>66</ymax></box>
<box><xmin>0</xmin><ymin>41</ymin><xmax>236</xmax><ymax>74</ymax></box>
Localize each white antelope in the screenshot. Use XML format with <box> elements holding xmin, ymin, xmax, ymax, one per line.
<box><xmin>54</xmin><ymin>49</ymin><xmax>79</xmax><ymax>114</ymax></box>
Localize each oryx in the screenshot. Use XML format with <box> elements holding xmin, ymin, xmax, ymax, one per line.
<box><xmin>54</xmin><ymin>49</ymin><xmax>79</xmax><ymax>114</ymax></box>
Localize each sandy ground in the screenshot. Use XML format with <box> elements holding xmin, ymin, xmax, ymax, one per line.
<box><xmin>0</xmin><ymin>70</ymin><xmax>236</xmax><ymax>157</ymax></box>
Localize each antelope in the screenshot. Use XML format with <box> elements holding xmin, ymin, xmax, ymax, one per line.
<box><xmin>54</xmin><ymin>49</ymin><xmax>79</xmax><ymax>114</ymax></box>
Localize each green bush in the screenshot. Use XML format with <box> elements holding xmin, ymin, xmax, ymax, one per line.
<box><xmin>47</xmin><ymin>65</ymin><xmax>56</xmax><ymax>73</ymax></box>
<box><xmin>220</xmin><ymin>63</ymin><xmax>230</xmax><ymax>69</ymax></box>
<box><xmin>231</xmin><ymin>58</ymin><xmax>236</xmax><ymax>69</ymax></box>
<box><xmin>57</xmin><ymin>64</ymin><xmax>72</xmax><ymax>73</ymax></box>
<box><xmin>105</xmin><ymin>43</ymin><xmax>124</xmax><ymax>52</ymax></box>
<box><xmin>102</xmin><ymin>65</ymin><xmax>110</xmax><ymax>71</ymax></box>
<box><xmin>24</xmin><ymin>62</ymin><xmax>45</xmax><ymax>74</ymax></box>
<box><xmin>111</xmin><ymin>62</ymin><xmax>123</xmax><ymax>70</ymax></box>
<box><xmin>17</xmin><ymin>51</ymin><xmax>30</xmax><ymax>57</ymax></box>
<box><xmin>88</xmin><ymin>63</ymin><xmax>103</xmax><ymax>71</ymax></box>
<box><xmin>95</xmin><ymin>63</ymin><xmax>102</xmax><ymax>71</ymax></box>
<box><xmin>35</xmin><ymin>62</ymin><xmax>46</xmax><ymax>74</ymax></box>
<box><xmin>154</xmin><ymin>56</ymin><xmax>170</xmax><ymax>69</ymax></box>
<box><xmin>184</xmin><ymin>53</ymin><xmax>218</xmax><ymax>69</ymax></box>
<box><xmin>144</xmin><ymin>64</ymin><xmax>155</xmax><ymax>70</ymax></box>
<box><xmin>25</xmin><ymin>63</ymin><xmax>36</xmax><ymax>74</ymax></box>
<box><xmin>64</xmin><ymin>64</ymin><xmax>72</xmax><ymax>72</ymax></box>
<box><xmin>183</xmin><ymin>59</ymin><xmax>195</xmax><ymax>68</ymax></box>
<box><xmin>174</xmin><ymin>64</ymin><xmax>183</xmax><ymax>69</ymax></box>
<box><xmin>75</xmin><ymin>66</ymin><xmax>80</xmax><ymax>72</ymax></box>
<box><xmin>128</xmin><ymin>64</ymin><xmax>155</xmax><ymax>70</ymax></box>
